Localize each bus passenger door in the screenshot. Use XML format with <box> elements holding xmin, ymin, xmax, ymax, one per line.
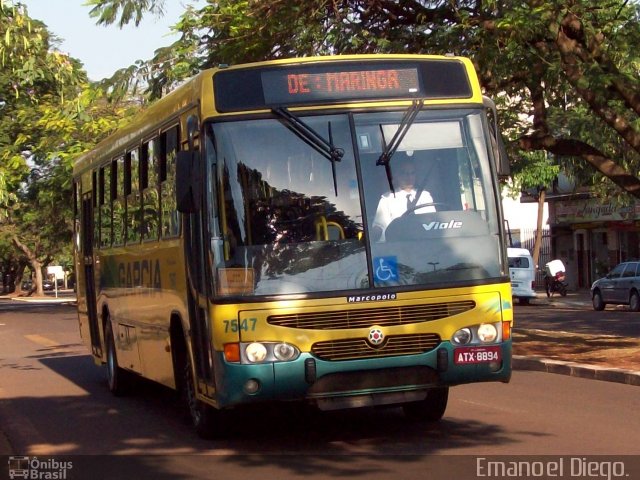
<box><xmin>180</xmin><ymin>114</ymin><xmax>216</xmax><ymax>393</ymax></box>
<box><xmin>81</xmin><ymin>194</ymin><xmax>101</xmax><ymax>356</ymax></box>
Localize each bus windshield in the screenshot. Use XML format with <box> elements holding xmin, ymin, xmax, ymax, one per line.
<box><xmin>206</xmin><ymin>108</ymin><xmax>502</xmax><ymax>297</ymax></box>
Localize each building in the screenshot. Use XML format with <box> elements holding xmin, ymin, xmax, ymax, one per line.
<box><xmin>547</xmin><ymin>195</ymin><xmax>639</xmax><ymax>289</ymax></box>
<box><xmin>517</xmin><ymin>168</ymin><xmax>640</xmax><ymax>290</ymax></box>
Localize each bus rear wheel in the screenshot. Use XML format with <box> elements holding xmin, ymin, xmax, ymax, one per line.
<box><xmin>402</xmin><ymin>387</ymin><xmax>449</xmax><ymax>422</ymax></box>
<box><xmin>182</xmin><ymin>353</ymin><xmax>226</xmax><ymax>439</ymax></box>
<box><xmin>105</xmin><ymin>320</ymin><xmax>131</xmax><ymax>396</ymax></box>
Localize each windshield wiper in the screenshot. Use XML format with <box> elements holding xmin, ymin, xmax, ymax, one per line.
<box><xmin>376</xmin><ymin>99</ymin><xmax>424</xmax><ymax>194</ymax></box>
<box><xmin>272</xmin><ymin>107</ymin><xmax>344</xmax><ymax>196</ymax></box>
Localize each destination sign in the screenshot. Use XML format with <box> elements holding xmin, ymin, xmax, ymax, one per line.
<box><xmin>262</xmin><ymin>67</ymin><xmax>420</xmax><ymax>104</ymax></box>
<box><xmin>213</xmin><ymin>59</ymin><xmax>472</xmax><ymax>112</ymax></box>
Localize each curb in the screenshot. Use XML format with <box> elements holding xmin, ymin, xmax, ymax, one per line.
<box><xmin>513</xmin><ymin>355</ymin><xmax>640</xmax><ymax>386</ymax></box>
<box><xmin>0</xmin><ymin>296</ymin><xmax>76</xmax><ymax>305</ymax></box>
<box><xmin>10</xmin><ymin>297</ymin><xmax>76</xmax><ymax>304</ymax></box>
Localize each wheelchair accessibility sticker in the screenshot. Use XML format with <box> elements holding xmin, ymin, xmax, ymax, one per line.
<box><xmin>374</xmin><ymin>256</ymin><xmax>398</xmax><ymax>284</ymax></box>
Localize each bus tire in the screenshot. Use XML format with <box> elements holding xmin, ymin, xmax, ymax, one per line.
<box><xmin>105</xmin><ymin>320</ymin><xmax>131</xmax><ymax>396</ymax></box>
<box><xmin>402</xmin><ymin>387</ymin><xmax>449</xmax><ymax>422</ymax></box>
<box><xmin>182</xmin><ymin>352</ymin><xmax>224</xmax><ymax>439</ymax></box>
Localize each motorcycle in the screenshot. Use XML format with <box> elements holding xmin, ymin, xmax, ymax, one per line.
<box><xmin>544</xmin><ymin>259</ymin><xmax>568</xmax><ymax>297</ymax></box>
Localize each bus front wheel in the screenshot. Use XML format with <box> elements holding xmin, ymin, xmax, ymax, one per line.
<box><xmin>182</xmin><ymin>354</ymin><xmax>225</xmax><ymax>439</ymax></box>
<box><xmin>402</xmin><ymin>387</ymin><xmax>449</xmax><ymax>422</ymax></box>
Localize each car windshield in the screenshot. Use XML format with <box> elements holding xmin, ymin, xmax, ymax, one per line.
<box><xmin>205</xmin><ymin>108</ymin><xmax>502</xmax><ymax>297</ymax></box>
<box><xmin>608</xmin><ymin>264</ymin><xmax>626</xmax><ymax>279</ymax></box>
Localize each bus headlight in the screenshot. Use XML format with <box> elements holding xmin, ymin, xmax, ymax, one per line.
<box><xmin>451</xmin><ymin>322</ymin><xmax>502</xmax><ymax>345</ymax></box>
<box><xmin>452</xmin><ymin>328</ymin><xmax>472</xmax><ymax>345</ymax></box>
<box><xmin>273</xmin><ymin>343</ymin><xmax>297</xmax><ymax>361</ymax></box>
<box><xmin>239</xmin><ymin>342</ymin><xmax>301</xmax><ymax>364</ymax></box>
<box><xmin>245</xmin><ymin>342</ymin><xmax>268</xmax><ymax>363</ymax></box>
<box><xmin>477</xmin><ymin>323</ymin><xmax>498</xmax><ymax>343</ymax></box>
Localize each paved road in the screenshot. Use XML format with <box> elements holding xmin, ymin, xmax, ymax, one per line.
<box><xmin>514</xmin><ymin>290</ymin><xmax>639</xmax><ymax>338</ymax></box>
<box><xmin>1</xmin><ymin>302</ymin><xmax>639</xmax><ymax>480</ymax></box>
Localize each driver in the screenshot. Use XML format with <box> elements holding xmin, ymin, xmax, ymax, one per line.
<box><xmin>372</xmin><ymin>157</ymin><xmax>435</xmax><ymax>241</ymax></box>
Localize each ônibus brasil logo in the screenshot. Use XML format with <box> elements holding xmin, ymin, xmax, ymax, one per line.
<box><xmin>8</xmin><ymin>456</ymin><xmax>73</xmax><ymax>479</ymax></box>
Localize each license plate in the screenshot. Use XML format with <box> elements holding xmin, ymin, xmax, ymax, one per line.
<box><xmin>454</xmin><ymin>346</ymin><xmax>502</xmax><ymax>365</ymax></box>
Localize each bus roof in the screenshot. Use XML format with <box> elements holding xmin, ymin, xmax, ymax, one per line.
<box><xmin>73</xmin><ymin>54</ymin><xmax>482</xmax><ymax>176</ymax></box>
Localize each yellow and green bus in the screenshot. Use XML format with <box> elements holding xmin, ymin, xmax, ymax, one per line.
<box><xmin>73</xmin><ymin>54</ymin><xmax>513</xmax><ymax>438</ymax></box>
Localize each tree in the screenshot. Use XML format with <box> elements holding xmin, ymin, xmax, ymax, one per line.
<box><xmin>89</xmin><ymin>0</ymin><xmax>640</xmax><ymax>203</ymax></box>
<box><xmin>85</xmin><ymin>0</ymin><xmax>167</xmax><ymax>28</ymax></box>
<box><xmin>1</xmin><ymin>1</ymin><xmax>138</xmax><ymax>295</ymax></box>
<box><xmin>507</xmin><ymin>151</ymin><xmax>560</xmax><ymax>268</ymax></box>
<box><xmin>1</xmin><ymin>2</ymin><xmax>80</xmax><ymax>293</ymax></box>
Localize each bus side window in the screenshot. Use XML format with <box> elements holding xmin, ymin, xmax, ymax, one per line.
<box><xmin>99</xmin><ymin>165</ymin><xmax>112</xmax><ymax>248</ymax></box>
<box><xmin>126</xmin><ymin>149</ymin><xmax>141</xmax><ymax>244</ymax></box>
<box><xmin>124</xmin><ymin>150</ymin><xmax>140</xmax><ymax>244</ymax></box>
<box><xmin>92</xmin><ymin>170</ymin><xmax>99</xmax><ymax>248</ymax></box>
<box><xmin>141</xmin><ymin>139</ymin><xmax>159</xmax><ymax>241</ymax></box>
<box><xmin>160</xmin><ymin>126</ymin><xmax>180</xmax><ymax>238</ymax></box>
<box><xmin>112</xmin><ymin>156</ymin><xmax>125</xmax><ymax>246</ymax></box>
<box><xmin>73</xmin><ymin>181</ymin><xmax>80</xmax><ymax>252</ymax></box>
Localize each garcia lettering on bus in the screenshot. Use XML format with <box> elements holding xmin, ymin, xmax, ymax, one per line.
<box><xmin>347</xmin><ymin>293</ymin><xmax>397</xmax><ymax>303</ymax></box>
<box><xmin>118</xmin><ymin>259</ymin><xmax>162</xmax><ymax>289</ymax></box>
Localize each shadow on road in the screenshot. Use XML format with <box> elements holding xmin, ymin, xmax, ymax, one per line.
<box><xmin>0</xmin><ymin>352</ymin><xmax>549</xmax><ymax>478</ymax></box>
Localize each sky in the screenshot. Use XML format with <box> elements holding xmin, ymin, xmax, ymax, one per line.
<box><xmin>21</xmin><ymin>0</ymin><xmax>199</xmax><ymax>81</ymax></box>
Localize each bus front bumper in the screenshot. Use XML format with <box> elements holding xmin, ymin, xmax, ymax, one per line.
<box><xmin>213</xmin><ymin>340</ymin><xmax>512</xmax><ymax>409</ymax></box>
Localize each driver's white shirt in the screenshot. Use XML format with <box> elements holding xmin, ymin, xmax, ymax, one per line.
<box><xmin>373</xmin><ymin>189</ymin><xmax>435</xmax><ymax>241</ymax></box>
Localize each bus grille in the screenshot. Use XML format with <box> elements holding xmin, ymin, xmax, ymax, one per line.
<box><xmin>267</xmin><ymin>301</ymin><xmax>475</xmax><ymax>330</ymax></box>
<box><xmin>311</xmin><ymin>333</ymin><xmax>441</xmax><ymax>361</ymax></box>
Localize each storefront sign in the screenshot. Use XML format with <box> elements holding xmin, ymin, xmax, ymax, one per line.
<box><xmin>555</xmin><ymin>199</ymin><xmax>640</xmax><ymax>223</ymax></box>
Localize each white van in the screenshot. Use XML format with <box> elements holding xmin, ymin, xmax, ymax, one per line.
<box><xmin>507</xmin><ymin>247</ymin><xmax>537</xmax><ymax>305</ymax></box>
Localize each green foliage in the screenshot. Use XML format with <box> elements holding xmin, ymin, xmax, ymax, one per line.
<box><xmin>507</xmin><ymin>151</ymin><xmax>560</xmax><ymax>198</ymax></box>
<box><xmin>147</xmin><ymin>0</ymin><xmax>640</xmax><ymax>200</ymax></box>
<box><xmin>85</xmin><ymin>0</ymin><xmax>166</xmax><ymax>28</ymax></box>
<box><xmin>89</xmin><ymin>0</ymin><xmax>640</xmax><ymax>203</ymax></box>
<box><xmin>0</xmin><ymin>1</ymin><xmax>141</xmax><ymax>291</ymax></box>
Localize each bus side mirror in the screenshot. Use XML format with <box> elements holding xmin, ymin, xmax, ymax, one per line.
<box><xmin>483</xmin><ymin>96</ymin><xmax>511</xmax><ymax>179</ymax></box>
<box><xmin>176</xmin><ymin>150</ymin><xmax>202</xmax><ymax>213</ymax></box>
<box><xmin>495</xmin><ymin>132</ymin><xmax>511</xmax><ymax>179</ymax></box>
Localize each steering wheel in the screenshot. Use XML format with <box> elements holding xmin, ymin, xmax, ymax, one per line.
<box><xmin>402</xmin><ymin>202</ymin><xmax>450</xmax><ymax>216</ymax></box>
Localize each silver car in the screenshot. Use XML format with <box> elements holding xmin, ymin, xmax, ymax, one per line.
<box><xmin>591</xmin><ymin>261</ymin><xmax>640</xmax><ymax>311</ymax></box>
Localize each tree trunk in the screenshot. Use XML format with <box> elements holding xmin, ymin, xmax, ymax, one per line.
<box><xmin>532</xmin><ymin>190</ymin><xmax>546</xmax><ymax>271</ymax></box>
<box><xmin>33</xmin><ymin>259</ymin><xmax>45</xmax><ymax>296</ymax></box>
<box><xmin>11</xmin><ymin>234</ymin><xmax>45</xmax><ymax>296</ymax></box>
<box><xmin>12</xmin><ymin>263</ymin><xmax>26</xmax><ymax>295</ymax></box>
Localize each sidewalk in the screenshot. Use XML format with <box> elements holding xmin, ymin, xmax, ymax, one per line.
<box><xmin>0</xmin><ymin>291</ymin><xmax>76</xmax><ymax>304</ymax></box>
<box><xmin>512</xmin><ymin>289</ymin><xmax>640</xmax><ymax>386</ymax></box>
<box><xmin>530</xmin><ymin>288</ymin><xmax>592</xmax><ymax>308</ymax></box>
